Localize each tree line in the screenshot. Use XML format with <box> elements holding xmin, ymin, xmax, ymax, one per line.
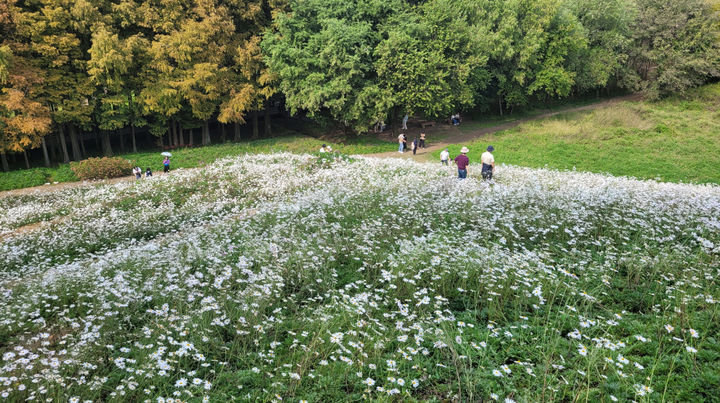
<box><xmin>1</xmin><ymin>0</ymin><xmax>719</xmax><ymax>171</ymax></box>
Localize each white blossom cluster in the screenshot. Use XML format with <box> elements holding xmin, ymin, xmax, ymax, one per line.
<box><xmin>0</xmin><ymin>153</ymin><xmax>718</xmax><ymax>401</ymax></box>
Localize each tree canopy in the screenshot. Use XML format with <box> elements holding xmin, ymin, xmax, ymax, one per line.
<box><xmin>1</xmin><ymin>0</ymin><xmax>719</xmax><ymax>168</ymax></box>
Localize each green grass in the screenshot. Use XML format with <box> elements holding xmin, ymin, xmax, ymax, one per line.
<box><xmin>435</xmin><ymin>83</ymin><xmax>720</xmax><ymax>184</ymax></box>
<box><xmin>0</xmin><ymin>135</ymin><xmax>393</xmax><ymax>191</ymax></box>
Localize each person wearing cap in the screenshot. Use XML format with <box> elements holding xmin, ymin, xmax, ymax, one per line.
<box><xmin>454</xmin><ymin>147</ymin><xmax>470</xmax><ymax>179</ymax></box>
<box><xmin>481</xmin><ymin>145</ymin><xmax>495</xmax><ymax>180</ymax></box>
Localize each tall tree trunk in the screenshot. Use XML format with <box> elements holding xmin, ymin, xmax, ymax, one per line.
<box><xmin>173</xmin><ymin>121</ymin><xmax>179</xmax><ymax>146</ymax></box>
<box><xmin>178</xmin><ymin>122</ymin><xmax>185</xmax><ymax>145</ymax></box>
<box><xmin>169</xmin><ymin>120</ymin><xmax>176</xmax><ymax>147</ymax></box>
<box><xmin>234</xmin><ymin>122</ymin><xmax>241</xmax><ymax>142</ymax></box>
<box><xmin>79</xmin><ymin>131</ymin><xmax>87</xmax><ymax>157</ymax></box>
<box><xmin>94</xmin><ymin>129</ymin><xmax>100</xmax><ymax>149</ymax></box>
<box><xmin>101</xmin><ymin>130</ymin><xmax>113</xmax><ymax>156</ymax></box>
<box><xmin>41</xmin><ymin>137</ymin><xmax>51</xmax><ymax>167</ymax></box>
<box><xmin>252</xmin><ymin>110</ymin><xmax>259</xmax><ymax>139</ymax></box>
<box><xmin>118</xmin><ymin>129</ymin><xmax>125</xmax><ymax>153</ymax></box>
<box><xmin>68</xmin><ymin>124</ymin><xmax>82</xmax><ymax>160</ymax></box>
<box><xmin>188</xmin><ymin>128</ymin><xmax>194</xmax><ymax>146</ymax></box>
<box><xmin>128</xmin><ymin>93</ymin><xmax>137</xmax><ymax>153</ymax></box>
<box><xmin>58</xmin><ymin>125</ymin><xmax>70</xmax><ymax>163</ymax></box>
<box><xmin>221</xmin><ymin>123</ymin><xmax>226</xmax><ymax>143</ymax></box>
<box><xmin>49</xmin><ymin>135</ymin><xmax>58</xmax><ymax>163</ymax></box>
<box><xmin>0</xmin><ymin>152</ymin><xmax>9</xmax><ymax>172</ymax></box>
<box><xmin>264</xmin><ymin>101</ymin><xmax>272</xmax><ymax>137</ymax></box>
<box><xmin>391</xmin><ymin>106</ymin><xmax>398</xmax><ymax>135</ymax></box>
<box><xmin>202</xmin><ymin>120</ymin><xmax>211</xmax><ymax>145</ymax></box>
<box><xmin>498</xmin><ymin>97</ymin><xmax>503</xmax><ymax>117</ymax></box>
<box><xmin>23</xmin><ymin>150</ymin><xmax>30</xmax><ymax>169</ymax></box>
<box><xmin>130</xmin><ymin>124</ymin><xmax>137</xmax><ymax>153</ymax></box>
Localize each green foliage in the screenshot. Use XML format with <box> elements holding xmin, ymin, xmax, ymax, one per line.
<box><xmin>70</xmin><ymin>156</ymin><xmax>133</xmax><ymax>180</ymax></box>
<box><xmin>263</xmin><ymin>0</ymin><xmax>402</xmax><ymax>132</ymax></box>
<box><xmin>375</xmin><ymin>0</ymin><xmax>490</xmax><ymax>119</ymax></box>
<box><xmin>628</xmin><ymin>0</ymin><xmax>720</xmax><ymax>99</ymax></box>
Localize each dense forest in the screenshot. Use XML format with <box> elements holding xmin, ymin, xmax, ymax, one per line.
<box><xmin>1</xmin><ymin>0</ymin><xmax>719</xmax><ymax>171</ymax></box>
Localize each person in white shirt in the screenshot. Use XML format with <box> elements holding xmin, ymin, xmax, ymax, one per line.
<box><xmin>319</xmin><ymin>144</ymin><xmax>332</xmax><ymax>153</ymax></box>
<box><xmin>402</xmin><ymin>114</ymin><xmax>409</xmax><ymax>130</ymax></box>
<box><xmin>397</xmin><ymin>134</ymin><xmax>404</xmax><ymax>153</ymax></box>
<box><xmin>480</xmin><ymin>145</ymin><xmax>495</xmax><ymax>180</ymax></box>
<box><xmin>440</xmin><ymin>148</ymin><xmax>450</xmax><ymax>165</ymax></box>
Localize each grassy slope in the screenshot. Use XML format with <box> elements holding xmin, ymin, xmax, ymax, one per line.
<box><xmin>0</xmin><ymin>135</ymin><xmax>392</xmax><ymax>191</ymax></box>
<box><xmin>438</xmin><ymin>84</ymin><xmax>720</xmax><ymax>184</ymax></box>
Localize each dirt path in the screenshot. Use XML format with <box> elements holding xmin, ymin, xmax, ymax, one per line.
<box><xmin>365</xmin><ymin>94</ymin><xmax>642</xmax><ymax>162</ymax></box>
<box><xmin>0</xmin><ymin>172</ymin><xmax>169</xmax><ymax>199</ymax></box>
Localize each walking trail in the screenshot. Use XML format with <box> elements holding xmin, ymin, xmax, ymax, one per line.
<box><xmin>366</xmin><ymin>94</ymin><xmax>641</xmax><ymax>162</ymax></box>
<box><xmin>0</xmin><ymin>94</ymin><xmax>639</xmax><ymax>199</ymax></box>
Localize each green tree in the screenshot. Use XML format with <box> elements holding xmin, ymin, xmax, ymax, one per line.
<box><xmin>375</xmin><ymin>0</ymin><xmax>491</xmax><ymax>123</ymax></box>
<box><xmin>263</xmin><ymin>0</ymin><xmax>402</xmax><ymax>133</ymax></box>
<box><xmin>566</xmin><ymin>0</ymin><xmax>635</xmax><ymax>93</ymax></box>
<box><xmin>628</xmin><ymin>0</ymin><xmax>720</xmax><ymax>98</ymax></box>
<box><xmin>88</xmin><ymin>24</ymin><xmax>149</xmax><ymax>153</ymax></box>
<box><xmin>484</xmin><ymin>0</ymin><xmax>586</xmax><ymax>111</ymax></box>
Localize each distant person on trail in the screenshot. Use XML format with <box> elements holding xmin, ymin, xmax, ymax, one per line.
<box><xmin>402</xmin><ymin>134</ymin><xmax>408</xmax><ymax>151</ymax></box>
<box><xmin>454</xmin><ymin>147</ymin><xmax>470</xmax><ymax>179</ymax></box>
<box><xmin>481</xmin><ymin>145</ymin><xmax>495</xmax><ymax>180</ymax></box>
<box><xmin>440</xmin><ymin>148</ymin><xmax>450</xmax><ymax>166</ymax></box>
<box><xmin>320</xmin><ymin>144</ymin><xmax>332</xmax><ymax>153</ymax></box>
<box><xmin>451</xmin><ymin>113</ymin><xmax>461</xmax><ymax>126</ymax></box>
<box><xmin>163</xmin><ymin>156</ymin><xmax>170</xmax><ymax>173</ymax></box>
<box><xmin>419</xmin><ymin>132</ymin><xmax>426</xmax><ymax>148</ymax></box>
<box><xmin>402</xmin><ymin>114</ymin><xmax>409</xmax><ymax>130</ymax></box>
<box><xmin>412</xmin><ymin>137</ymin><xmax>419</xmax><ymax>155</ymax></box>
<box><xmin>398</xmin><ymin>133</ymin><xmax>404</xmax><ymax>153</ymax></box>
<box><xmin>133</xmin><ymin>166</ymin><xmax>142</xmax><ymax>179</ymax></box>
<box><xmin>145</xmin><ymin>167</ymin><xmax>153</xmax><ymax>177</ymax></box>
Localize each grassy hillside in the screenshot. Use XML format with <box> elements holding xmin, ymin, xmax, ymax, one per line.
<box><xmin>439</xmin><ymin>84</ymin><xmax>720</xmax><ymax>184</ymax></box>
<box><xmin>1</xmin><ymin>155</ymin><xmax>718</xmax><ymax>401</ymax></box>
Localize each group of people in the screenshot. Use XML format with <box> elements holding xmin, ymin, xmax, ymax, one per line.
<box><xmin>397</xmin><ymin>132</ymin><xmax>427</xmax><ymax>154</ymax></box>
<box><xmin>133</xmin><ymin>166</ymin><xmax>153</xmax><ymax>179</ymax></box>
<box><xmin>440</xmin><ymin>145</ymin><xmax>495</xmax><ymax>180</ymax></box>
<box><xmin>132</xmin><ymin>155</ymin><xmax>170</xmax><ymax>180</ymax></box>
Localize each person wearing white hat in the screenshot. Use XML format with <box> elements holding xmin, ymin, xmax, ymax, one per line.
<box><xmin>454</xmin><ymin>146</ymin><xmax>470</xmax><ymax>179</ymax></box>
<box><xmin>481</xmin><ymin>145</ymin><xmax>495</xmax><ymax>180</ymax></box>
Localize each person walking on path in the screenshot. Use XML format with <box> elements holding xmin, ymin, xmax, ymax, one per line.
<box><xmin>454</xmin><ymin>147</ymin><xmax>470</xmax><ymax>179</ymax></box>
<box><xmin>440</xmin><ymin>148</ymin><xmax>450</xmax><ymax>166</ymax></box>
<box><xmin>402</xmin><ymin>134</ymin><xmax>408</xmax><ymax>151</ymax></box>
<box><xmin>481</xmin><ymin>145</ymin><xmax>495</xmax><ymax>180</ymax></box>
<box><xmin>163</xmin><ymin>156</ymin><xmax>170</xmax><ymax>173</ymax></box>
<box><xmin>397</xmin><ymin>133</ymin><xmax>404</xmax><ymax>153</ymax></box>
<box><xmin>412</xmin><ymin>137</ymin><xmax>419</xmax><ymax>155</ymax></box>
<box><xmin>133</xmin><ymin>166</ymin><xmax>142</xmax><ymax>179</ymax></box>
<box><xmin>419</xmin><ymin>132</ymin><xmax>426</xmax><ymax>148</ymax></box>
<box><xmin>402</xmin><ymin>114</ymin><xmax>409</xmax><ymax>130</ymax></box>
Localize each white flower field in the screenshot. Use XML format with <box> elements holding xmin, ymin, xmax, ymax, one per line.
<box><xmin>1</xmin><ymin>153</ymin><xmax>719</xmax><ymax>402</ymax></box>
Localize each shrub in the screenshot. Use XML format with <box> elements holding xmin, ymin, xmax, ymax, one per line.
<box><xmin>70</xmin><ymin>157</ymin><xmax>133</xmax><ymax>180</ymax></box>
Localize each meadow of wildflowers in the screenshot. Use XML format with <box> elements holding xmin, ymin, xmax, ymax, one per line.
<box><xmin>1</xmin><ymin>153</ymin><xmax>719</xmax><ymax>402</ymax></box>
